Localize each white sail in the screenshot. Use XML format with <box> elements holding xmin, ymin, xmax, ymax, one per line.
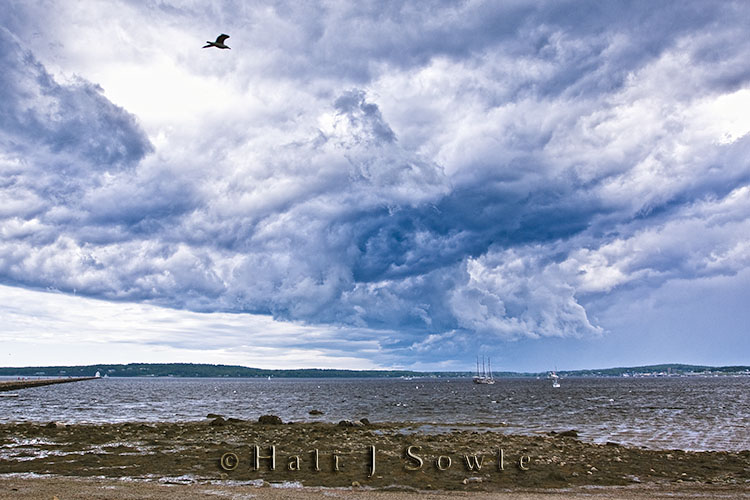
<box><xmin>473</xmin><ymin>355</ymin><xmax>496</xmax><ymax>384</ymax></box>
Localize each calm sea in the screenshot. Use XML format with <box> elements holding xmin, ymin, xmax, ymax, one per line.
<box><xmin>1</xmin><ymin>376</ymin><xmax>748</xmax><ymax>452</ymax></box>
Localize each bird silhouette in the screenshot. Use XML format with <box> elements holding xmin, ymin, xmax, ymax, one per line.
<box><xmin>203</xmin><ymin>34</ymin><xmax>230</xmax><ymax>49</ymax></box>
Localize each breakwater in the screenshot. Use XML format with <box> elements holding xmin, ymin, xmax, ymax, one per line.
<box><xmin>0</xmin><ymin>377</ymin><xmax>97</xmax><ymax>392</ymax></box>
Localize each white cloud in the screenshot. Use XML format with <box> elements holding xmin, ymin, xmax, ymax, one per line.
<box><xmin>565</xmin><ymin>186</ymin><xmax>750</xmax><ymax>294</ymax></box>
<box><xmin>450</xmin><ymin>247</ymin><xmax>602</xmax><ymax>340</ymax></box>
<box><xmin>0</xmin><ymin>284</ymin><xmax>384</xmax><ymax>369</ymax></box>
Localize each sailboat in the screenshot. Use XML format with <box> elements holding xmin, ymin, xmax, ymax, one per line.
<box><xmin>550</xmin><ymin>371</ymin><xmax>560</xmax><ymax>388</ymax></box>
<box><xmin>473</xmin><ymin>356</ymin><xmax>496</xmax><ymax>384</ymax></box>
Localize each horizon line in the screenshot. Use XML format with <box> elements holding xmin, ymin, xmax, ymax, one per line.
<box><xmin>1</xmin><ymin>361</ymin><xmax>748</xmax><ymax>375</ymax></box>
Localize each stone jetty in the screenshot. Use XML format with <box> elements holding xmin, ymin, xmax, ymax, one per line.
<box><xmin>0</xmin><ymin>377</ymin><xmax>97</xmax><ymax>392</ymax></box>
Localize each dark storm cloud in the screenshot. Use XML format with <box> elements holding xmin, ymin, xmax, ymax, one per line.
<box><xmin>161</xmin><ymin>0</ymin><xmax>732</xmax><ymax>89</ymax></box>
<box><xmin>0</xmin><ymin>29</ymin><xmax>151</xmax><ymax>170</ymax></box>
<box><xmin>0</xmin><ymin>26</ymin><xmax>159</xmax><ymax>293</ymax></box>
<box><xmin>1</xmin><ymin>1</ymin><xmax>750</xmax><ymax>357</ymax></box>
<box><xmin>334</xmin><ymin>90</ymin><xmax>396</xmax><ymax>144</ymax></box>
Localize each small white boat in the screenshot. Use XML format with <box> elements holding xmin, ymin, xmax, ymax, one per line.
<box><xmin>551</xmin><ymin>371</ymin><xmax>560</xmax><ymax>388</ymax></box>
<box><xmin>0</xmin><ymin>393</ymin><xmax>20</xmax><ymax>397</ymax></box>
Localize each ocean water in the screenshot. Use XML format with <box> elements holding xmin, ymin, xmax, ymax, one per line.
<box><xmin>1</xmin><ymin>376</ymin><xmax>748</xmax><ymax>452</ymax></box>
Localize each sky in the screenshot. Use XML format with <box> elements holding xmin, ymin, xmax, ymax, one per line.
<box><xmin>0</xmin><ymin>0</ymin><xmax>749</xmax><ymax>372</ymax></box>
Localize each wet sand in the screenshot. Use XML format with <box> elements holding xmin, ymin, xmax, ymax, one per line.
<box><xmin>1</xmin><ymin>476</ymin><xmax>748</xmax><ymax>500</ymax></box>
<box><xmin>1</xmin><ymin>419</ymin><xmax>748</xmax><ymax>498</ymax></box>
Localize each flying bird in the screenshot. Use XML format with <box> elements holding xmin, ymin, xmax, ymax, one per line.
<box><xmin>203</xmin><ymin>34</ymin><xmax>230</xmax><ymax>49</ymax></box>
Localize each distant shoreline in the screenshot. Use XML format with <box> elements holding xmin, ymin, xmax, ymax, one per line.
<box><xmin>1</xmin><ymin>362</ymin><xmax>748</xmax><ymax>379</ymax></box>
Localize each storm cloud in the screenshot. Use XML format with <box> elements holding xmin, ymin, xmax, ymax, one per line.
<box><xmin>1</xmin><ymin>1</ymin><xmax>749</xmax><ymax>365</ymax></box>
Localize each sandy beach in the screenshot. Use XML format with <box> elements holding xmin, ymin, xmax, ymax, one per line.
<box><xmin>1</xmin><ymin>475</ymin><xmax>749</xmax><ymax>500</ymax></box>
<box><xmin>1</xmin><ymin>418</ymin><xmax>748</xmax><ymax>499</ymax></box>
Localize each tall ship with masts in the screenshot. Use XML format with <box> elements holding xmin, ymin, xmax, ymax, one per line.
<box><xmin>473</xmin><ymin>356</ymin><xmax>495</xmax><ymax>384</ymax></box>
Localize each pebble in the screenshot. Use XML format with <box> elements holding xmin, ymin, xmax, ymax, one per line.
<box><xmin>258</xmin><ymin>415</ymin><xmax>283</xmax><ymax>425</ymax></box>
<box><xmin>337</xmin><ymin>419</ymin><xmax>365</xmax><ymax>427</ymax></box>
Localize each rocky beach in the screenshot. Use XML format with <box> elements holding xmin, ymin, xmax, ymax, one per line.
<box><xmin>1</xmin><ymin>416</ymin><xmax>748</xmax><ymax>498</ymax></box>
